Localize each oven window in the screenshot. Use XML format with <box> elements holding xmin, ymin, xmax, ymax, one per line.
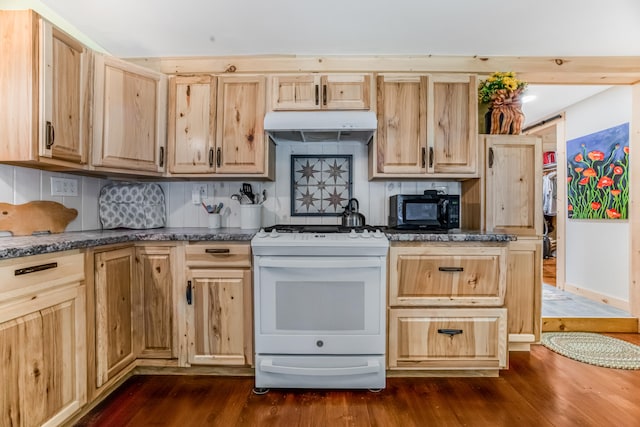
<box><xmin>275</xmin><ymin>281</ymin><xmax>365</xmax><ymax>331</ymax></box>
<box><xmin>405</xmin><ymin>202</ymin><xmax>437</xmax><ymax>221</ymax></box>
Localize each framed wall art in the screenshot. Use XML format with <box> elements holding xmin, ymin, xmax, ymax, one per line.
<box><xmin>566</xmin><ymin>122</ymin><xmax>629</xmax><ymax>220</ymax></box>
<box><xmin>290</xmin><ymin>155</ymin><xmax>352</xmax><ymax>216</ymax></box>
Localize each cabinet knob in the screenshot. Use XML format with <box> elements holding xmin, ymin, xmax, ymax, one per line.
<box><xmin>209</xmin><ymin>148</ymin><xmax>214</xmax><ymax>167</ymax></box>
<box><xmin>488</xmin><ymin>147</ymin><xmax>494</xmax><ymax>168</ymax></box>
<box><xmin>216</xmin><ymin>148</ymin><xmax>222</xmax><ymax>168</ymax></box>
<box><xmin>315</xmin><ymin>85</ymin><xmax>319</xmax><ymax>106</ymax></box>
<box><xmin>429</xmin><ymin>147</ymin><xmax>434</xmax><ymax>168</ymax></box>
<box><xmin>421</xmin><ymin>147</ymin><xmax>426</xmax><ymax>168</ymax></box>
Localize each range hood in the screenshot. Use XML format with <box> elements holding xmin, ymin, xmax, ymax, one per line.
<box><xmin>264</xmin><ymin>111</ymin><xmax>377</xmax><ymax>144</ymax></box>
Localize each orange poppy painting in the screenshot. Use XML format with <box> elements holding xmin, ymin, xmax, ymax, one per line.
<box><xmin>567</xmin><ymin>123</ymin><xmax>629</xmax><ymax>219</ymax></box>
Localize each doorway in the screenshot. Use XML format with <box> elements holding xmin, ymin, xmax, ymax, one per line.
<box><xmin>526</xmin><ymin>116</ymin><xmax>637</xmax><ymax>330</ymax></box>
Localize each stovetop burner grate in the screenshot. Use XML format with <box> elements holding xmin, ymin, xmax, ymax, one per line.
<box><xmin>262</xmin><ymin>224</ymin><xmax>384</xmax><ymax>234</ymax></box>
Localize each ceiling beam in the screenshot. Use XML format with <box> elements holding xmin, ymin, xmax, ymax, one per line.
<box><xmin>127</xmin><ymin>55</ymin><xmax>640</xmax><ymax>84</ymax></box>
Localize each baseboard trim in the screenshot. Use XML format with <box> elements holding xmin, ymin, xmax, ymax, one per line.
<box><xmin>563</xmin><ymin>282</ymin><xmax>630</xmax><ymax>312</ymax></box>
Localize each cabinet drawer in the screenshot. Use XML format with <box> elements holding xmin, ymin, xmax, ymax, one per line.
<box><xmin>389</xmin><ymin>244</ymin><xmax>506</xmax><ymax>306</ymax></box>
<box><xmin>388</xmin><ymin>308</ymin><xmax>507</xmax><ymax>370</ymax></box>
<box><xmin>0</xmin><ymin>250</ymin><xmax>84</xmax><ymax>302</ymax></box>
<box><xmin>185</xmin><ymin>243</ymin><xmax>251</xmax><ymax>268</ymax></box>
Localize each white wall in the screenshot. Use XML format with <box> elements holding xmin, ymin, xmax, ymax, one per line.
<box><xmin>0</xmin><ymin>0</ymin><xmax>107</xmax><ymax>52</ymax></box>
<box><xmin>160</xmin><ymin>141</ymin><xmax>461</xmax><ymax>228</ymax></box>
<box><xmin>564</xmin><ymin>86</ymin><xmax>631</xmax><ymax>302</ymax></box>
<box><xmin>0</xmin><ymin>164</ymin><xmax>107</xmax><ymax>233</ymax></box>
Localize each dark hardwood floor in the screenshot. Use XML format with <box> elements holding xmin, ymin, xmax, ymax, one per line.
<box><xmin>75</xmin><ymin>334</ymin><xmax>640</xmax><ymax>427</ymax></box>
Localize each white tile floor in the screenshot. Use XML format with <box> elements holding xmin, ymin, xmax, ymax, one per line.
<box><xmin>542</xmin><ymin>283</ymin><xmax>634</xmax><ymax>317</ymax></box>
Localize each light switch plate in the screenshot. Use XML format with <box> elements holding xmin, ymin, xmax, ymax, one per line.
<box><xmin>51</xmin><ymin>177</ymin><xmax>78</xmax><ymax>196</ymax></box>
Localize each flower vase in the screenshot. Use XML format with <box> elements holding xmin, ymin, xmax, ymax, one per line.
<box><xmin>486</xmin><ymin>100</ymin><xmax>525</xmax><ymax>135</ymax></box>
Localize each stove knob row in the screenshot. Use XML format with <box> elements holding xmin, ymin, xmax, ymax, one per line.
<box><xmin>255</xmin><ymin>228</ymin><xmax>280</xmax><ymax>238</ymax></box>
<box><xmin>348</xmin><ymin>229</ymin><xmax>386</xmax><ymax>238</ymax></box>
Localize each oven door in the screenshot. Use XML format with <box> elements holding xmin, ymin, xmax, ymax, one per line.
<box><xmin>254</xmin><ymin>256</ymin><xmax>386</xmax><ymax>355</ymax></box>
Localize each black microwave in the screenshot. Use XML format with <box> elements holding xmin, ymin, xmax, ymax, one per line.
<box><xmin>389</xmin><ymin>191</ymin><xmax>460</xmax><ymax>230</ymax></box>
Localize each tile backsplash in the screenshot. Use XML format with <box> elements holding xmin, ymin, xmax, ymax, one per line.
<box><xmin>0</xmin><ymin>142</ymin><xmax>460</xmax><ymax>232</ymax></box>
<box><xmin>0</xmin><ymin>164</ymin><xmax>106</xmax><ymax>234</ymax></box>
<box><xmin>159</xmin><ymin>141</ymin><xmax>461</xmax><ymax>229</ymax></box>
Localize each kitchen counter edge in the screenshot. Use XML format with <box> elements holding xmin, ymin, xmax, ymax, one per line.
<box><xmin>0</xmin><ymin>227</ymin><xmax>517</xmax><ymax>260</ymax></box>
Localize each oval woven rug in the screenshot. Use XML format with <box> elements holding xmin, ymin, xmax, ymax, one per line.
<box><xmin>541</xmin><ymin>332</ymin><xmax>640</xmax><ymax>370</ymax></box>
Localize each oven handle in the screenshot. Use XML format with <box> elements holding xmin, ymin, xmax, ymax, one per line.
<box><xmin>259</xmin><ymin>359</ymin><xmax>380</xmax><ymax>377</ymax></box>
<box><xmin>256</xmin><ymin>257</ymin><xmax>383</xmax><ymax>269</ymax></box>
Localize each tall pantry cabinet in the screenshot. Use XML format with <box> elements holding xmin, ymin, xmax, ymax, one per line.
<box><xmin>463</xmin><ymin>134</ymin><xmax>543</xmax><ymax>348</ymax></box>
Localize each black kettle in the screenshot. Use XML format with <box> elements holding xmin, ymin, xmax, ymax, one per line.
<box><xmin>341</xmin><ymin>198</ymin><xmax>366</xmax><ymax>227</ymax></box>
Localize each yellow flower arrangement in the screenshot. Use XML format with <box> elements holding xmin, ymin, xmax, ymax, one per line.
<box><xmin>478</xmin><ymin>71</ymin><xmax>527</xmax><ymax>104</ymax></box>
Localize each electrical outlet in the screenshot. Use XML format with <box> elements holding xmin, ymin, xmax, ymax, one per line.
<box><xmin>192</xmin><ymin>184</ymin><xmax>207</xmax><ymax>204</ymax></box>
<box><xmin>51</xmin><ymin>177</ymin><xmax>78</xmax><ymax>196</ymax></box>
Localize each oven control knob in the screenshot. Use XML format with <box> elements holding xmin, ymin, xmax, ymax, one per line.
<box><xmin>348</xmin><ymin>229</ymin><xmax>358</xmax><ymax>238</ymax></box>
<box><xmin>373</xmin><ymin>229</ymin><xmax>385</xmax><ymax>238</ymax></box>
<box><xmin>316</xmin><ymin>340</ymin><xmax>324</xmax><ymax>347</ymax></box>
<box><xmin>269</xmin><ymin>229</ymin><xmax>280</xmax><ymax>238</ymax></box>
<box><xmin>256</xmin><ymin>228</ymin><xmax>267</xmax><ymax>238</ymax></box>
<box><xmin>361</xmin><ymin>229</ymin><xmax>371</xmax><ymax>238</ymax></box>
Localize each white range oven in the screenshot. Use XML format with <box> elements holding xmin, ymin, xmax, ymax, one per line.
<box><xmin>251</xmin><ymin>225</ymin><xmax>389</xmax><ymax>391</ymax></box>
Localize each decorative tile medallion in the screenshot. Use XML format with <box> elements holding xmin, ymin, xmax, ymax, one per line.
<box><xmin>291</xmin><ymin>155</ymin><xmax>352</xmax><ymax>216</ymax></box>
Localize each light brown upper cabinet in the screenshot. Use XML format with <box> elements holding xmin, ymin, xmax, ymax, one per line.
<box><xmin>271</xmin><ymin>74</ymin><xmax>371</xmax><ymax>111</ymax></box>
<box><xmin>168</xmin><ymin>75</ymin><xmax>273</xmax><ymax>178</ymax></box>
<box><xmin>215</xmin><ymin>75</ymin><xmax>269</xmax><ymax>175</ymax></box>
<box><xmin>92</xmin><ymin>54</ymin><xmax>167</xmax><ymax>175</ymax></box>
<box><xmin>168</xmin><ymin>75</ymin><xmax>217</xmax><ymax>174</ymax></box>
<box><xmin>0</xmin><ymin>10</ymin><xmax>91</xmax><ymax>168</ymax></box>
<box><xmin>483</xmin><ymin>135</ymin><xmax>543</xmax><ymax>236</ymax></box>
<box><xmin>371</xmin><ymin>73</ymin><xmax>478</xmax><ymax>179</ymax></box>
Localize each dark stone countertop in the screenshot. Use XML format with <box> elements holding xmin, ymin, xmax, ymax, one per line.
<box><xmin>0</xmin><ymin>227</ymin><xmax>516</xmax><ymax>260</ymax></box>
<box><xmin>0</xmin><ymin>227</ymin><xmax>257</xmax><ymax>260</ymax></box>
<box><xmin>383</xmin><ymin>229</ymin><xmax>517</xmax><ymax>242</ymax></box>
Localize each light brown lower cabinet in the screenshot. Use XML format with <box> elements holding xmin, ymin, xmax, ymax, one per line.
<box><xmin>387</xmin><ymin>242</ymin><xmax>509</xmax><ymax>373</ymax></box>
<box><xmin>388</xmin><ymin>308</ymin><xmax>508</xmax><ymax>370</ymax></box>
<box><xmin>93</xmin><ymin>246</ymin><xmax>138</xmax><ymax>389</ymax></box>
<box><xmin>135</xmin><ymin>246</ymin><xmax>176</xmax><ymax>359</ymax></box>
<box><xmin>505</xmin><ymin>238</ymin><xmax>542</xmax><ymax>349</ymax></box>
<box><xmin>0</xmin><ymin>251</ymin><xmax>86</xmax><ymax>427</ymax></box>
<box><xmin>185</xmin><ymin>243</ymin><xmax>253</xmax><ymax>366</ymax></box>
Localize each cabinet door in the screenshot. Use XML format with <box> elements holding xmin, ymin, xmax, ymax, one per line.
<box><xmin>94</xmin><ymin>247</ymin><xmax>137</xmax><ymax>387</ymax></box>
<box><xmin>322</xmin><ymin>74</ymin><xmax>370</xmax><ymax>110</ymax></box>
<box><xmin>93</xmin><ymin>54</ymin><xmax>167</xmax><ymax>173</ymax></box>
<box><xmin>135</xmin><ymin>246</ymin><xmax>175</xmax><ymax>359</ymax></box>
<box><xmin>428</xmin><ymin>74</ymin><xmax>477</xmax><ymax>174</ymax></box>
<box><xmin>0</xmin><ymin>284</ymin><xmax>86</xmax><ymax>427</ymax></box>
<box><xmin>40</xmin><ymin>20</ymin><xmax>90</xmax><ymax>164</ymax></box>
<box><xmin>168</xmin><ymin>75</ymin><xmax>216</xmax><ymax>174</ymax></box>
<box><xmin>271</xmin><ymin>74</ymin><xmax>321</xmax><ymax>110</ymax></box>
<box><xmin>485</xmin><ymin>135</ymin><xmax>543</xmax><ymax>236</ymax></box>
<box><xmin>215</xmin><ymin>75</ymin><xmax>266</xmax><ymax>174</ymax></box>
<box><xmin>375</xmin><ymin>74</ymin><xmax>427</xmax><ymax>174</ymax></box>
<box><xmin>506</xmin><ymin>238</ymin><xmax>542</xmax><ymax>346</ymax></box>
<box><xmin>186</xmin><ymin>268</ymin><xmax>252</xmax><ymax>366</ymax></box>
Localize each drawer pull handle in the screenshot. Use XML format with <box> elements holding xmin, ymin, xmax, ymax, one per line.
<box><xmin>438</xmin><ymin>328</ymin><xmax>463</xmax><ymax>337</ymax></box>
<box><xmin>438</xmin><ymin>266</ymin><xmax>464</xmax><ymax>272</ymax></box>
<box><xmin>15</xmin><ymin>262</ymin><xmax>58</xmax><ymax>276</ymax></box>
<box><xmin>205</xmin><ymin>248</ymin><xmax>231</xmax><ymax>254</ymax></box>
